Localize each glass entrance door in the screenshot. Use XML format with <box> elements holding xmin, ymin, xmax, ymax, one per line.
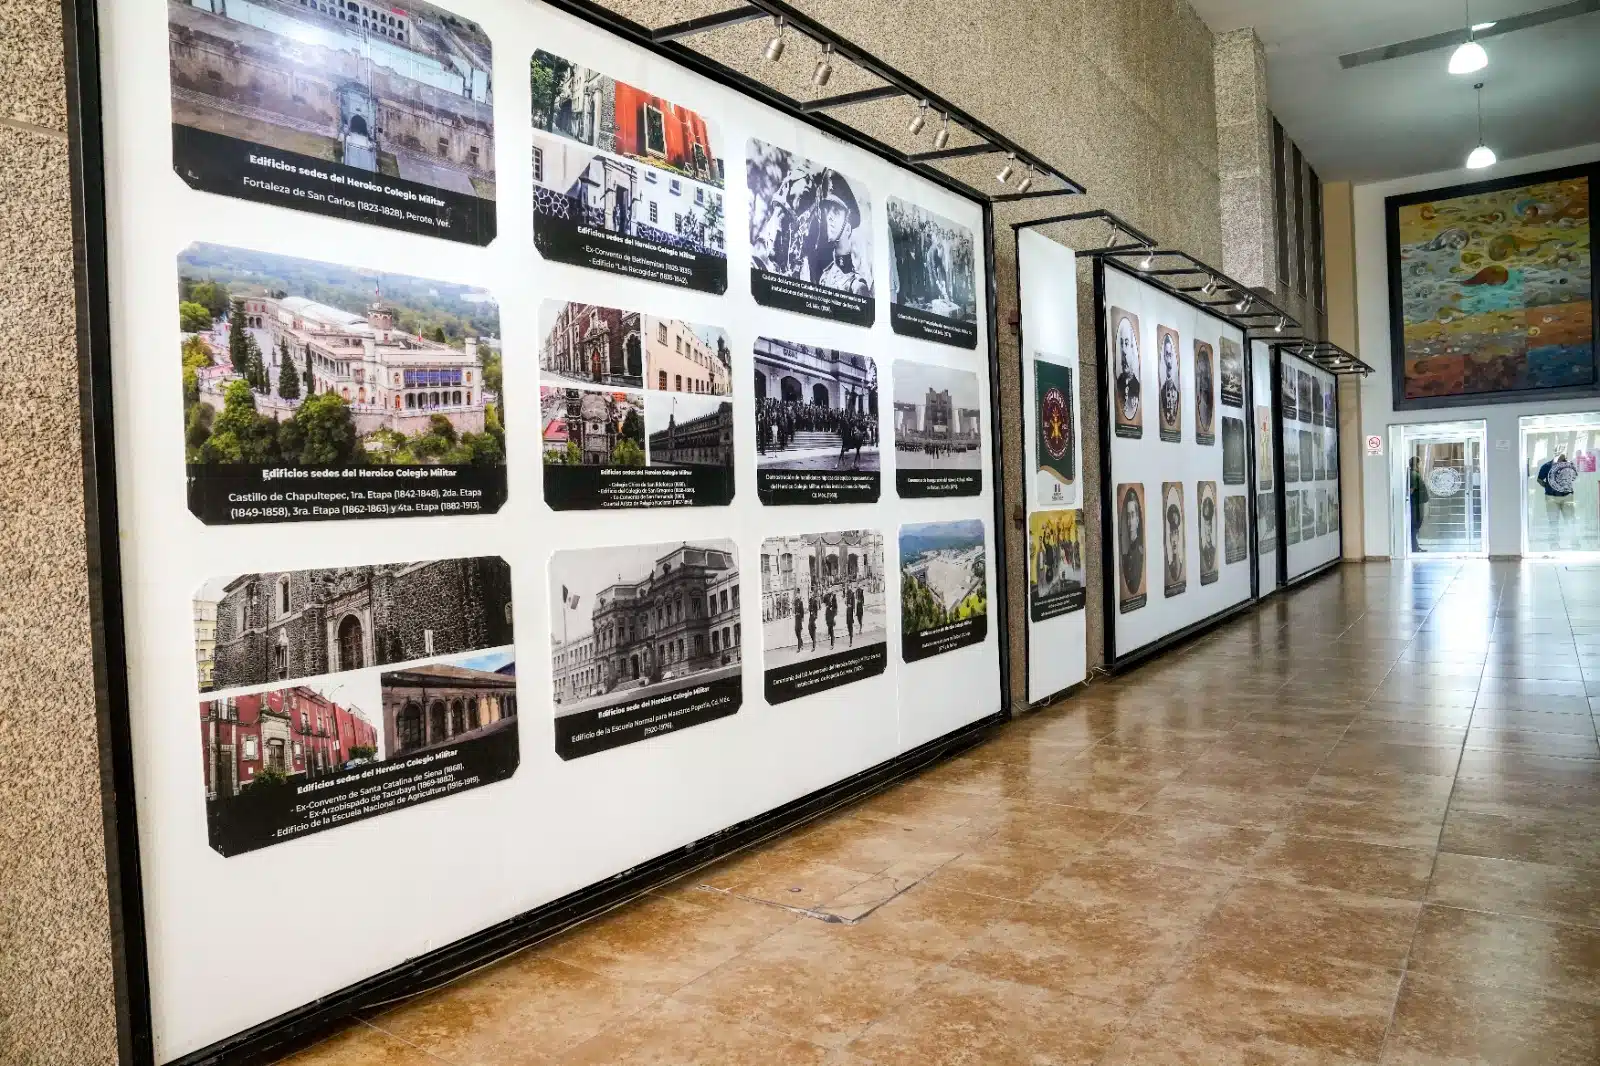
<box><xmin>1390</xmin><ymin>421</ymin><xmax>1487</xmax><ymax>557</ymax></box>
<box><xmin>1521</xmin><ymin>413</ymin><xmax>1600</xmax><ymax>556</ymax></box>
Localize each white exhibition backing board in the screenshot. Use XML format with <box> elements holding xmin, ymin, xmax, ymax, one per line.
<box><xmin>95</xmin><ymin>0</ymin><xmax>1001</xmax><ymax>1058</ymax></box>
<box><xmin>1251</xmin><ymin>339</ymin><xmax>1280</xmax><ymax>594</ymax></box>
<box><xmin>1282</xmin><ymin>350</ymin><xmax>1342</xmax><ymax>580</ymax></box>
<box><xmin>1102</xmin><ymin>264</ymin><xmax>1253</xmax><ymax>659</ymax></box>
<box><xmin>1017</xmin><ymin>231</ymin><xmax>1087</xmax><ymax>702</ymax></box>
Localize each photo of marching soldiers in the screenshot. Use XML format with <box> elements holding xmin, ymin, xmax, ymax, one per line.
<box><xmin>530</xmin><ymin>50</ymin><xmax>727</xmax><ymax>293</ymax></box>
<box><xmin>548</xmin><ymin>541</ymin><xmax>742</xmax><ymax>759</ymax></box>
<box><xmin>540</xmin><ymin>386</ymin><xmax>734</xmax><ymax>509</ymax></box>
<box><xmin>1028</xmin><ymin>510</ymin><xmax>1085</xmax><ymax>622</ymax></box>
<box><xmin>178</xmin><ymin>244</ymin><xmax>505</xmax><ymax>524</ymax></box>
<box><xmin>893</xmin><ymin>360</ymin><xmax>984</xmax><ymax>498</ymax></box>
<box><xmin>760</xmin><ymin>531</ymin><xmax>888</xmax><ymax>703</ymax></box>
<box><xmin>168</xmin><ymin>0</ymin><xmax>496</xmax><ymax>243</ymax></box>
<box><xmin>886</xmin><ymin>196</ymin><xmax>978</xmax><ymax>348</ymax></box>
<box><xmin>747</xmin><ymin>139</ymin><xmax>875</xmax><ymax>326</ymax></box>
<box><xmin>755</xmin><ymin>338</ymin><xmax>880</xmax><ymax>505</ymax></box>
<box><xmin>900</xmin><ymin>519</ymin><xmax>989</xmax><ymax>663</ymax></box>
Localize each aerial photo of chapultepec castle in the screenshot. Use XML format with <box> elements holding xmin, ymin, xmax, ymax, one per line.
<box><xmin>178</xmin><ymin>243</ymin><xmax>504</xmax><ymax>469</ymax></box>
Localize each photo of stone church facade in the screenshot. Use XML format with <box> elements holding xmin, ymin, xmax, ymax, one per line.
<box><xmin>200</xmin><ymin>555</ymin><xmax>513</xmax><ymax>692</ymax></box>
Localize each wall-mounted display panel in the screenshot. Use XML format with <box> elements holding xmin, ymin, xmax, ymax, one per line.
<box><xmin>1282</xmin><ymin>348</ymin><xmax>1342</xmax><ymax>581</ymax></box>
<box><xmin>1018</xmin><ymin>231</ymin><xmax>1086</xmax><ymax>703</ymax></box>
<box><xmin>1098</xmin><ymin>261</ymin><xmax>1254</xmax><ymax>664</ymax></box>
<box><xmin>1250</xmin><ymin>339</ymin><xmax>1279</xmax><ymax>594</ymax></box>
<box><xmin>92</xmin><ymin>0</ymin><xmax>1005</xmax><ymax>1059</ymax></box>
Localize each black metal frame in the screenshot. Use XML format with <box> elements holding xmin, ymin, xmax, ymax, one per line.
<box><xmin>1274</xmin><ymin>343</ymin><xmax>1350</xmax><ymax>588</ymax></box>
<box><xmin>1092</xmin><ymin>256</ymin><xmax>1272</xmax><ymax>674</ymax></box>
<box><xmin>1383</xmin><ymin>160</ymin><xmax>1599</xmax><ymax>412</ymax></box>
<box><xmin>57</xmin><ymin>0</ymin><xmax>1062</xmax><ymax>1062</ymax></box>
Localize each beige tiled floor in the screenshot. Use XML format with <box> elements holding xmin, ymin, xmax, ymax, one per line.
<box><xmin>280</xmin><ymin>561</ymin><xmax>1600</xmax><ymax>1065</ymax></box>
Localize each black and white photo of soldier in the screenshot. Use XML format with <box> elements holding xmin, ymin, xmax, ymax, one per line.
<box><xmin>760</xmin><ymin>531</ymin><xmax>888</xmax><ymax>700</ymax></box>
<box><xmin>1162</xmin><ymin>481</ymin><xmax>1186</xmax><ymax>597</ymax></box>
<box><xmin>887</xmin><ymin>196</ymin><xmax>977</xmax><ymax>347</ymax></box>
<box><xmin>167</xmin><ymin>0</ymin><xmax>496</xmax><ymax>243</ymax></box>
<box><xmin>748</xmin><ymin>139</ymin><xmax>874</xmax><ymax>325</ymax></box>
<box><xmin>1224</xmin><ymin>494</ymin><xmax>1249</xmax><ymax>564</ymax></box>
<box><xmin>1198</xmin><ymin>481</ymin><xmax>1219</xmax><ymax>584</ymax></box>
<box><xmin>1157</xmin><ymin>326</ymin><xmax>1182</xmax><ymax>442</ymax></box>
<box><xmin>1110</xmin><ymin>306</ymin><xmax>1143</xmax><ymax>438</ymax></box>
<box><xmin>1117</xmin><ymin>482</ymin><xmax>1148</xmax><ymax>611</ymax></box>
<box><xmin>1195</xmin><ymin>340</ymin><xmax>1216</xmax><ymax>445</ymax></box>
<box><xmin>754</xmin><ymin>339</ymin><xmax>879</xmax><ymax>472</ymax></box>
<box><xmin>530</xmin><ymin>51</ymin><xmax>727</xmax><ymax>293</ymax></box>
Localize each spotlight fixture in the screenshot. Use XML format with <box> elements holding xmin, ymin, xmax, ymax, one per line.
<box><xmin>996</xmin><ymin>154</ymin><xmax>1015</xmax><ymax>185</ymax></box>
<box><xmin>932</xmin><ymin>113</ymin><xmax>951</xmax><ymax>149</ymax></box>
<box><xmin>1201</xmin><ymin>277</ymin><xmax>1218</xmax><ymax>296</ymax></box>
<box><xmin>1234</xmin><ymin>293</ymin><xmax>1253</xmax><ymax>314</ymax></box>
<box><xmin>1138</xmin><ymin>249</ymin><xmax>1156</xmax><ymax>271</ymax></box>
<box><xmin>1016</xmin><ymin>167</ymin><xmax>1034</xmax><ymax>193</ymax></box>
<box><xmin>812</xmin><ymin>43</ymin><xmax>833</xmax><ymax>87</ymax></box>
<box><xmin>1449</xmin><ymin>2</ymin><xmax>1488</xmax><ymax>74</ymax></box>
<box><xmin>764</xmin><ymin>17</ymin><xmax>786</xmax><ymax>62</ymax></box>
<box><xmin>908</xmin><ymin>101</ymin><xmax>927</xmax><ymax>136</ymax></box>
<box><xmin>1104</xmin><ymin>226</ymin><xmax>1122</xmax><ymax>248</ymax></box>
<box><xmin>1466</xmin><ymin>82</ymin><xmax>1496</xmax><ymax>168</ymax></box>
<box><xmin>1274</xmin><ymin>315</ymin><xmax>1286</xmax><ymax>333</ymax></box>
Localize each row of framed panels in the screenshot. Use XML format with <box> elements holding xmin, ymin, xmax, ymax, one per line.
<box><xmin>78</xmin><ymin>0</ymin><xmax>1011</xmax><ymax>1061</ymax></box>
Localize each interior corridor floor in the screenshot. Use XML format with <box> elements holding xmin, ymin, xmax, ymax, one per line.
<box><xmin>283</xmin><ymin>560</ymin><xmax>1600</xmax><ymax>1066</ymax></box>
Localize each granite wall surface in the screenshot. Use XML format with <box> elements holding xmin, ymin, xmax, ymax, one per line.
<box><xmin>1</xmin><ymin>1</ymin><xmax>1227</xmax><ymax>1059</ymax></box>
<box><xmin>0</xmin><ymin>0</ymin><xmax>120</xmax><ymax>1063</ymax></box>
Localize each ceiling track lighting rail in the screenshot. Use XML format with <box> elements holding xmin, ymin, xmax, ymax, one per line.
<box><xmin>542</xmin><ymin>0</ymin><xmax>1085</xmax><ymax>204</ymax></box>
<box><xmin>1100</xmin><ymin>246</ymin><xmax>1306</xmax><ymax>338</ymax></box>
<box><xmin>1278</xmin><ymin>341</ymin><xmax>1374</xmax><ymax>377</ymax></box>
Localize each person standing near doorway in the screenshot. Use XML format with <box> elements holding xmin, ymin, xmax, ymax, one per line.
<box><xmin>1408</xmin><ymin>456</ymin><xmax>1429</xmax><ymax>553</ymax></box>
<box><xmin>1537</xmin><ymin>452</ymin><xmax>1578</xmax><ymax>549</ymax></box>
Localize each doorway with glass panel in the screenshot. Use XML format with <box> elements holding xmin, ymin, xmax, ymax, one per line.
<box><xmin>1390</xmin><ymin>421</ymin><xmax>1487</xmax><ymax>556</ymax></box>
<box><xmin>1521</xmin><ymin>413</ymin><xmax>1600</xmax><ymax>556</ymax></box>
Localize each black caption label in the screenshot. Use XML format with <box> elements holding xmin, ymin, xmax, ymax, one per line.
<box><xmin>758</xmin><ymin>469</ymin><xmax>880</xmax><ymax>506</ymax></box>
<box><xmin>890</xmin><ymin>305</ymin><xmax>977</xmax><ymax>349</ymax></box>
<box><xmin>173</xmin><ymin>126</ymin><xmax>495</xmax><ymax>246</ymax></box>
<box><xmin>1030</xmin><ymin>585</ymin><xmax>1086</xmax><ymax>623</ymax></box>
<box><xmin>1120</xmin><ymin>592</ymin><xmax>1147</xmax><ymax>614</ymax></box>
<box><xmin>534</xmin><ymin>209</ymin><xmax>727</xmax><ymax>294</ymax></box>
<box><xmin>189</xmin><ymin>465</ymin><xmax>507</xmax><ymax>525</ymax></box>
<box><xmin>751</xmin><ymin>268</ymin><xmax>874</xmax><ymax>327</ymax></box>
<box><xmin>207</xmin><ymin>727</ymin><xmax>518</xmax><ymax>857</ymax></box>
<box><xmin>903</xmin><ymin>614</ymin><xmax>987</xmax><ymax>663</ymax></box>
<box><xmin>765</xmin><ymin>642</ymin><xmax>888</xmax><ymax>705</ymax></box>
<box><xmin>542</xmin><ymin>466</ymin><xmax>734</xmax><ymax>511</ymax></box>
<box><xmin>896</xmin><ymin>469</ymin><xmax>981</xmax><ymax>499</ymax></box>
<box><xmin>555</xmin><ymin>673</ymin><xmax>742</xmax><ymax>760</ymax></box>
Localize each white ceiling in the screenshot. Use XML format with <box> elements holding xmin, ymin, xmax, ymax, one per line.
<box><xmin>1187</xmin><ymin>0</ymin><xmax>1600</xmax><ymax>182</ymax></box>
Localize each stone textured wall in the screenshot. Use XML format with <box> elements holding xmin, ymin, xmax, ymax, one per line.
<box><xmin>0</xmin><ymin>1</ymin><xmax>120</xmax><ymax>1063</ymax></box>
<box><xmin>0</xmin><ymin>1</ymin><xmax>1224</xmax><ymax>1058</ymax></box>
<box><xmin>1214</xmin><ymin>27</ymin><xmax>1277</xmax><ymax>297</ymax></box>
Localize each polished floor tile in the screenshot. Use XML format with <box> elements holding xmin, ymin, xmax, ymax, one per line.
<box><xmin>277</xmin><ymin>563</ymin><xmax>1600</xmax><ymax>1066</ymax></box>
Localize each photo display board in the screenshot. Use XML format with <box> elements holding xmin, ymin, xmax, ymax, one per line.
<box><xmin>1099</xmin><ymin>261</ymin><xmax>1254</xmax><ymax>663</ymax></box>
<box><xmin>1281</xmin><ymin>348</ymin><xmax>1342</xmax><ymax>581</ymax></box>
<box><xmin>1250</xmin><ymin>339</ymin><xmax>1279</xmax><ymax>595</ymax></box>
<box><xmin>1018</xmin><ymin>231</ymin><xmax>1087</xmax><ymax>703</ymax></box>
<box><xmin>92</xmin><ymin>1</ymin><xmax>1003</xmax><ymax>1059</ymax></box>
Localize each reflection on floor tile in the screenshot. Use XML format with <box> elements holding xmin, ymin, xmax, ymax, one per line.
<box><xmin>276</xmin><ymin>563</ymin><xmax>1600</xmax><ymax>1066</ymax></box>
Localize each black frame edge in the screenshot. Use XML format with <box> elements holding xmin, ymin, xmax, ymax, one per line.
<box><xmin>1277</xmin><ymin>345</ymin><xmax>1347</xmax><ymax>584</ymax></box>
<box><xmin>983</xmin><ymin>201</ymin><xmax>1016</xmax><ymax>719</ymax></box>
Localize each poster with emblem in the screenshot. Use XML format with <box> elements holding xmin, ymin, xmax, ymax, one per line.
<box><xmin>887</xmin><ymin>196</ymin><xmax>978</xmax><ymax>348</ymax></box>
<box><xmin>748</xmin><ymin>139</ymin><xmax>874</xmax><ymax>326</ymax></box>
<box><xmin>1157</xmin><ymin>326</ymin><xmax>1182</xmax><ymax>442</ymax></box>
<box><xmin>1109</xmin><ymin>306</ymin><xmax>1143</xmax><ymax>439</ymax></box>
<box><xmin>1034</xmin><ymin>358</ymin><xmax>1076</xmax><ymax>506</ymax></box>
<box><xmin>1195</xmin><ymin>340</ymin><xmax>1216</xmax><ymax>446</ymax></box>
<box><xmin>531</xmin><ymin>51</ymin><xmax>727</xmax><ymax>293</ymax></box>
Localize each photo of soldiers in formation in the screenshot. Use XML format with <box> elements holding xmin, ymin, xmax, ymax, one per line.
<box><xmin>756</xmin><ymin>397</ymin><xmax>878</xmax><ymax>470</ymax></box>
<box><xmin>760</xmin><ymin>532</ymin><xmax>887</xmax><ymax>674</ymax></box>
<box><xmin>887</xmin><ymin>196</ymin><xmax>977</xmax><ymax>324</ymax></box>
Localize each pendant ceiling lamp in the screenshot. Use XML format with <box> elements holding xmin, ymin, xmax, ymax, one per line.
<box><xmin>1466</xmin><ymin>82</ymin><xmax>1496</xmax><ymax>169</ymax></box>
<box><xmin>1449</xmin><ymin>1</ymin><xmax>1489</xmax><ymax>73</ymax></box>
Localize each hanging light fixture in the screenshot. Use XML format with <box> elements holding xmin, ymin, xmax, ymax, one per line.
<box><xmin>932</xmin><ymin>113</ymin><xmax>951</xmax><ymax>150</ymax></box>
<box><xmin>996</xmin><ymin>154</ymin><xmax>1015</xmax><ymax>185</ymax></box>
<box><xmin>1449</xmin><ymin>1</ymin><xmax>1488</xmax><ymax>74</ymax></box>
<box><xmin>812</xmin><ymin>43</ymin><xmax>834</xmax><ymax>87</ymax></box>
<box><xmin>1235</xmin><ymin>293</ymin><xmax>1253</xmax><ymax>314</ymax></box>
<box><xmin>1104</xmin><ymin>225</ymin><xmax>1122</xmax><ymax>248</ymax></box>
<box><xmin>1274</xmin><ymin>315</ymin><xmax>1286</xmax><ymax>333</ymax></box>
<box><xmin>907</xmin><ymin>101</ymin><xmax>928</xmax><ymax>136</ymax></box>
<box><xmin>1201</xmin><ymin>277</ymin><xmax>1218</xmax><ymax>296</ymax></box>
<box><xmin>764</xmin><ymin>17</ymin><xmax>786</xmax><ymax>62</ymax></box>
<box><xmin>1138</xmin><ymin>249</ymin><xmax>1156</xmax><ymax>271</ymax></box>
<box><xmin>1016</xmin><ymin>166</ymin><xmax>1034</xmax><ymax>193</ymax></box>
<box><xmin>1466</xmin><ymin>82</ymin><xmax>1496</xmax><ymax>168</ymax></box>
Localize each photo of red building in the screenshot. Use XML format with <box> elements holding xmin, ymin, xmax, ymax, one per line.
<box><xmin>610</xmin><ymin>83</ymin><xmax>721</xmax><ymax>187</ymax></box>
<box><xmin>200</xmin><ymin>685</ymin><xmax>379</xmax><ymax>800</ymax></box>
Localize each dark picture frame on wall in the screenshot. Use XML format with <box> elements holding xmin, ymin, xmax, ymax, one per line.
<box><xmin>1384</xmin><ymin>161</ymin><xmax>1597</xmax><ymax>412</ymax></box>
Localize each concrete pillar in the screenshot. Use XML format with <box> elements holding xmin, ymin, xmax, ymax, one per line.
<box><xmin>1323</xmin><ymin>181</ymin><xmax>1366</xmax><ymax>559</ymax></box>
<box><xmin>1213</xmin><ymin>28</ymin><xmax>1278</xmax><ymax>295</ymax></box>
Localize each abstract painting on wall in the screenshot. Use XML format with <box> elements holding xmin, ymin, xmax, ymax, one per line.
<box><xmin>1385</xmin><ymin>163</ymin><xmax>1594</xmax><ymax>410</ymax></box>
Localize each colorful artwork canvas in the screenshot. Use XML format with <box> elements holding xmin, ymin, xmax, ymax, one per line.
<box><xmin>1387</xmin><ymin>164</ymin><xmax>1594</xmax><ymax>409</ymax></box>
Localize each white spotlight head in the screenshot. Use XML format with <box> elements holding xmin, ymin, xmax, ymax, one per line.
<box><xmin>764</xmin><ymin>18</ymin><xmax>786</xmax><ymax>61</ymax></box>
<box><xmin>1201</xmin><ymin>278</ymin><xmax>1217</xmax><ymax>296</ymax></box>
<box><xmin>996</xmin><ymin>154</ymin><xmax>1015</xmax><ymax>185</ymax></box>
<box><xmin>908</xmin><ymin>101</ymin><xmax>927</xmax><ymax>136</ymax></box>
<box><xmin>1104</xmin><ymin>227</ymin><xmax>1122</xmax><ymax>249</ymax></box>
<box><xmin>932</xmin><ymin>114</ymin><xmax>950</xmax><ymax>149</ymax></box>
<box><xmin>812</xmin><ymin>44</ymin><xmax>833</xmax><ymax>87</ymax></box>
<box><xmin>1138</xmin><ymin>250</ymin><xmax>1156</xmax><ymax>271</ymax></box>
<box><xmin>1466</xmin><ymin>143</ymin><xmax>1497</xmax><ymax>169</ymax></box>
<box><xmin>1274</xmin><ymin>315</ymin><xmax>1286</xmax><ymax>333</ymax></box>
<box><xmin>1016</xmin><ymin>168</ymin><xmax>1034</xmax><ymax>193</ymax></box>
<box><xmin>1235</xmin><ymin>294</ymin><xmax>1253</xmax><ymax>314</ymax></box>
<box><xmin>1448</xmin><ymin>40</ymin><xmax>1488</xmax><ymax>75</ymax></box>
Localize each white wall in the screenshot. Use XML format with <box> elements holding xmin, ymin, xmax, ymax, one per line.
<box><xmin>1355</xmin><ymin>141</ymin><xmax>1600</xmax><ymax>557</ymax></box>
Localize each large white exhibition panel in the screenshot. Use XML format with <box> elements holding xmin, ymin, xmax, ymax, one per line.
<box><xmin>96</xmin><ymin>0</ymin><xmax>1001</xmax><ymax>1057</ymax></box>
<box><xmin>1018</xmin><ymin>231</ymin><xmax>1087</xmax><ymax>703</ymax></box>
<box><xmin>1284</xmin><ymin>351</ymin><xmax>1342</xmax><ymax>580</ymax></box>
<box><xmin>1251</xmin><ymin>340</ymin><xmax>1279</xmax><ymax>595</ymax></box>
<box><xmin>1103</xmin><ymin>265</ymin><xmax>1253</xmax><ymax>659</ymax></box>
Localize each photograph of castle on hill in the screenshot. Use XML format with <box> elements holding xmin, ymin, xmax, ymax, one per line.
<box><xmin>178</xmin><ymin>243</ymin><xmax>505</xmax><ymax>524</ymax></box>
<box><xmin>168</xmin><ymin>0</ymin><xmax>496</xmax><ymax>243</ymax></box>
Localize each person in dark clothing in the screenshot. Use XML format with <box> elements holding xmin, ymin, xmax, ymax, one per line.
<box><xmin>855</xmin><ymin>587</ymin><xmax>865</xmax><ymax>630</ymax></box>
<box><xmin>792</xmin><ymin>590</ymin><xmax>805</xmax><ymax>652</ymax></box>
<box><xmin>844</xmin><ymin>585</ymin><xmax>856</xmax><ymax>646</ymax></box>
<box><xmin>1538</xmin><ymin>452</ymin><xmax>1578</xmax><ymax>548</ymax></box>
<box><xmin>807</xmin><ymin>591</ymin><xmax>819</xmax><ymax>651</ymax></box>
<box><xmin>824</xmin><ymin>591</ymin><xmax>838</xmax><ymax>649</ymax></box>
<box><xmin>1408</xmin><ymin>456</ymin><xmax>1429</xmax><ymax>553</ymax></box>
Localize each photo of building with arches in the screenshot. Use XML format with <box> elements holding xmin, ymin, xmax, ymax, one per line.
<box><xmin>759</xmin><ymin>530</ymin><xmax>887</xmax><ymax>676</ymax></box>
<box><xmin>197</xmin><ymin>555</ymin><xmax>513</xmax><ymax>692</ymax></box>
<box><xmin>380</xmin><ymin>657</ymin><xmax>517</xmax><ymax>758</ymax></box>
<box><xmin>199</xmin><ymin>683</ymin><xmax>379</xmax><ymax>801</ymax></box>
<box><xmin>754</xmin><ymin>338</ymin><xmax>879</xmax><ymax>472</ymax></box>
